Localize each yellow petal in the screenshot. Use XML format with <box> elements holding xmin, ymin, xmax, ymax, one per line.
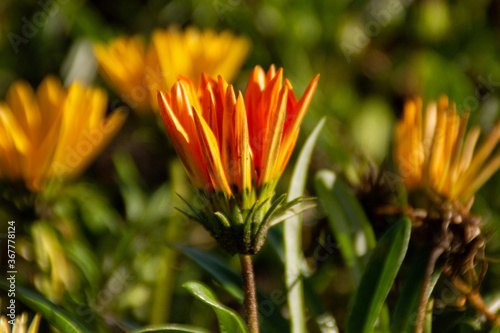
<box><xmin>460</xmin><ymin>153</ymin><xmax>500</xmax><ymax>203</ymax></box>
<box><xmin>36</xmin><ymin>76</ymin><xmax>65</xmax><ymax>132</ymax></box>
<box><xmin>278</xmin><ymin>73</ymin><xmax>320</xmax><ymax>174</ymax></box>
<box><xmin>193</xmin><ymin>109</ymin><xmax>231</xmax><ymax>194</ymax></box>
<box><xmin>235</xmin><ymin>92</ymin><xmax>252</xmax><ymax>203</ymax></box>
<box><xmin>450</xmin><ymin>126</ymin><xmax>480</xmax><ymax>199</ymax></box>
<box><xmin>27</xmin><ymin>314</ymin><xmax>41</xmax><ymax>333</ymax></box>
<box><xmin>221</xmin><ymin>85</ymin><xmax>237</xmax><ymax>188</ymax></box>
<box><xmin>260</xmin><ymin>85</ymin><xmax>288</xmax><ymax>186</ymax></box>
<box><xmin>6</xmin><ymin>80</ymin><xmax>41</xmax><ymax>143</ymax></box>
<box><xmin>158</xmin><ymin>91</ymin><xmax>209</xmax><ymax>189</ymax></box>
<box><xmin>28</xmin><ymin>105</ymin><xmax>63</xmax><ymax>191</ymax></box>
<box><xmin>0</xmin><ymin>103</ymin><xmax>31</xmax><ymax>154</ymax></box>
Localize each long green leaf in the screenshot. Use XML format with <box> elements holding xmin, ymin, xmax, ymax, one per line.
<box><xmin>391</xmin><ymin>251</ymin><xmax>442</xmax><ymax>333</ymax></box>
<box><xmin>183</xmin><ymin>281</ymin><xmax>247</xmax><ymax>333</ymax></box>
<box><xmin>346</xmin><ymin>217</ymin><xmax>411</xmax><ymax>333</ymax></box>
<box><xmin>285</xmin><ymin>117</ymin><xmax>326</xmax><ymax>333</ymax></box>
<box><xmin>267</xmin><ymin>226</ymin><xmax>339</xmax><ymax>333</ymax></box>
<box><xmin>331</xmin><ymin>174</ymin><xmax>376</xmax><ymax>250</ymax></box>
<box><xmin>131</xmin><ymin>324</ymin><xmax>210</xmax><ymax>333</ymax></box>
<box><xmin>315</xmin><ymin>170</ymin><xmax>363</xmax><ymax>284</ymax></box>
<box><xmin>0</xmin><ymin>281</ymin><xmax>91</xmax><ymax>333</ymax></box>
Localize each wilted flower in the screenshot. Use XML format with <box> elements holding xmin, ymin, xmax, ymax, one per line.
<box><xmin>0</xmin><ymin>76</ymin><xmax>126</xmax><ymax>191</ymax></box>
<box><xmin>394</xmin><ymin>96</ymin><xmax>500</xmax><ymax>209</ymax></box>
<box><xmin>158</xmin><ymin>65</ymin><xmax>319</xmax><ymax>254</ymax></box>
<box><xmin>94</xmin><ymin>26</ymin><xmax>251</xmax><ymax>114</ymax></box>
<box><xmin>0</xmin><ymin>313</ymin><xmax>40</xmax><ymax>333</ymax></box>
<box><xmin>394</xmin><ymin>96</ymin><xmax>500</xmax><ymax>332</ymax></box>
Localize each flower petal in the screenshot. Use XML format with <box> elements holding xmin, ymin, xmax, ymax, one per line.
<box><xmin>277</xmin><ymin>73</ymin><xmax>320</xmax><ymax>175</ymax></box>
<box><xmin>158</xmin><ymin>91</ymin><xmax>210</xmax><ymax>189</ymax></box>
<box><xmin>260</xmin><ymin>85</ymin><xmax>288</xmax><ymax>186</ymax></box>
<box><xmin>193</xmin><ymin>109</ymin><xmax>232</xmax><ymax>194</ymax></box>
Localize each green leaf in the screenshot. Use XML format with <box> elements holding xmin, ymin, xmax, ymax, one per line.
<box><xmin>315</xmin><ymin>170</ymin><xmax>363</xmax><ymax>284</ymax></box>
<box><xmin>183</xmin><ymin>281</ymin><xmax>247</xmax><ymax>333</ymax></box>
<box><xmin>131</xmin><ymin>324</ymin><xmax>210</xmax><ymax>333</ymax></box>
<box><xmin>143</xmin><ymin>183</ymin><xmax>173</xmax><ymax>223</ymax></box>
<box><xmin>346</xmin><ymin>217</ymin><xmax>412</xmax><ymax>333</ymax></box>
<box><xmin>391</xmin><ymin>251</ymin><xmax>442</xmax><ymax>333</ymax></box>
<box><xmin>178</xmin><ymin>246</ymin><xmax>290</xmax><ymax>332</ymax></box>
<box><xmin>55</xmin><ymin>183</ymin><xmax>121</xmax><ymax>233</ymax></box>
<box><xmin>0</xmin><ymin>281</ymin><xmax>91</xmax><ymax>333</ymax></box>
<box><xmin>113</xmin><ymin>152</ymin><xmax>147</xmax><ymax>222</ymax></box>
<box><xmin>267</xmin><ymin>226</ymin><xmax>339</xmax><ymax>333</ymax></box>
<box><xmin>285</xmin><ymin>117</ymin><xmax>326</xmax><ymax>333</ymax></box>
<box><xmin>178</xmin><ymin>245</ymin><xmax>244</xmax><ymax>302</ymax></box>
<box><xmin>330</xmin><ymin>174</ymin><xmax>376</xmax><ymax>250</ymax></box>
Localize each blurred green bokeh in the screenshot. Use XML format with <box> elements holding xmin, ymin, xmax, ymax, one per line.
<box><xmin>1</xmin><ymin>0</ymin><xmax>500</xmax><ymax>331</ymax></box>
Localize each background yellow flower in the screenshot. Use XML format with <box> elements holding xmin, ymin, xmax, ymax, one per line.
<box><xmin>395</xmin><ymin>96</ymin><xmax>500</xmax><ymax>208</ymax></box>
<box><xmin>0</xmin><ymin>76</ymin><xmax>126</xmax><ymax>191</ymax></box>
<box><xmin>94</xmin><ymin>26</ymin><xmax>251</xmax><ymax>114</ymax></box>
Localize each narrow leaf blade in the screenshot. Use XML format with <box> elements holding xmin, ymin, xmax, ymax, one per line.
<box><xmin>391</xmin><ymin>251</ymin><xmax>442</xmax><ymax>333</ymax></box>
<box><xmin>285</xmin><ymin>117</ymin><xmax>326</xmax><ymax>333</ymax></box>
<box><xmin>346</xmin><ymin>217</ymin><xmax>412</xmax><ymax>333</ymax></box>
<box><xmin>315</xmin><ymin>170</ymin><xmax>362</xmax><ymax>284</ymax></box>
<box><xmin>131</xmin><ymin>324</ymin><xmax>210</xmax><ymax>333</ymax></box>
<box><xmin>0</xmin><ymin>281</ymin><xmax>91</xmax><ymax>333</ymax></box>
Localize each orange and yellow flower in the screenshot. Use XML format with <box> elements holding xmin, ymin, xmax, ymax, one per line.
<box><xmin>0</xmin><ymin>312</ymin><xmax>40</xmax><ymax>333</ymax></box>
<box><xmin>0</xmin><ymin>76</ymin><xmax>126</xmax><ymax>191</ymax></box>
<box><xmin>94</xmin><ymin>26</ymin><xmax>251</xmax><ymax>114</ymax></box>
<box><xmin>394</xmin><ymin>96</ymin><xmax>500</xmax><ymax>209</ymax></box>
<box><xmin>158</xmin><ymin>65</ymin><xmax>319</xmax><ymax>254</ymax></box>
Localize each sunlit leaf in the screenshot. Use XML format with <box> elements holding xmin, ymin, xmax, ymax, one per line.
<box><xmin>285</xmin><ymin>117</ymin><xmax>326</xmax><ymax>333</ymax></box>
<box><xmin>183</xmin><ymin>281</ymin><xmax>247</xmax><ymax>333</ymax></box>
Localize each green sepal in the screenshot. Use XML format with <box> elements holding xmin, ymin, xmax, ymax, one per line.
<box><xmin>214</xmin><ymin>211</ymin><xmax>232</xmax><ymax>228</ymax></box>
<box><xmin>253</xmin><ymin>194</ymin><xmax>287</xmax><ymax>250</ymax></box>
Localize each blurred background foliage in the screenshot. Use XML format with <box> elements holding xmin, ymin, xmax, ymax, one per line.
<box><xmin>1</xmin><ymin>0</ymin><xmax>500</xmax><ymax>332</ymax></box>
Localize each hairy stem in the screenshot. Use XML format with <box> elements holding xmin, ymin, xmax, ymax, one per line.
<box><xmin>240</xmin><ymin>255</ymin><xmax>260</xmax><ymax>333</ymax></box>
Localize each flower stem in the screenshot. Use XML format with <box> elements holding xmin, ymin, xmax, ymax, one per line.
<box><xmin>416</xmin><ymin>246</ymin><xmax>444</xmax><ymax>333</ymax></box>
<box><xmin>240</xmin><ymin>254</ymin><xmax>260</xmax><ymax>333</ymax></box>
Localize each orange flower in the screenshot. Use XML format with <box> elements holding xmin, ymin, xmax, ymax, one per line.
<box><xmin>394</xmin><ymin>96</ymin><xmax>500</xmax><ymax>208</ymax></box>
<box><xmin>158</xmin><ymin>65</ymin><xmax>319</xmax><ymax>253</ymax></box>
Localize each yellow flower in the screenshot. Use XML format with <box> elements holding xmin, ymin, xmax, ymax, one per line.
<box><xmin>394</xmin><ymin>96</ymin><xmax>500</xmax><ymax>208</ymax></box>
<box><xmin>158</xmin><ymin>65</ymin><xmax>319</xmax><ymax>254</ymax></box>
<box><xmin>94</xmin><ymin>35</ymin><xmax>150</xmax><ymax>111</ymax></box>
<box><xmin>0</xmin><ymin>76</ymin><xmax>126</xmax><ymax>191</ymax></box>
<box><xmin>94</xmin><ymin>26</ymin><xmax>251</xmax><ymax>114</ymax></box>
<box><xmin>0</xmin><ymin>313</ymin><xmax>40</xmax><ymax>333</ymax></box>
